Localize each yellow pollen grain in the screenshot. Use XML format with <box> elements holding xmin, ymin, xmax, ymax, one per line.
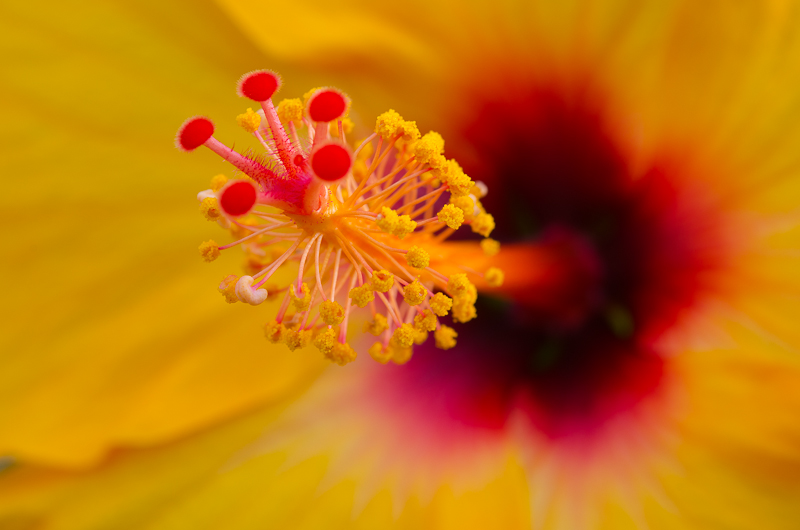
<box><xmin>199</xmin><ymin>197</ymin><xmax>221</xmax><ymax>221</ymax></box>
<box><xmin>236</xmin><ymin>108</ymin><xmax>261</xmax><ymax>133</ymax></box>
<box><xmin>349</xmin><ymin>285</ymin><xmax>375</xmax><ymax>308</ymax></box>
<box><xmin>218</xmin><ymin>275</ymin><xmax>239</xmax><ymax>303</ymax></box>
<box><xmin>210</xmin><ymin>174</ymin><xmax>228</xmax><ymax>192</ymax></box>
<box><xmin>403</xmin><ymin>280</ymin><xmax>426</xmax><ymax>306</ymax></box>
<box><xmin>369</xmin><ymin>342</ymin><xmax>392</xmax><ymax>364</ymax></box>
<box><xmin>264</xmin><ymin>320</ymin><xmax>286</xmax><ymax>343</ymax></box>
<box><xmin>375</xmin><ymin>109</ymin><xmax>404</xmax><ymax>140</ymax></box>
<box><xmin>481</xmin><ymin>238</ymin><xmax>500</xmax><ymax>256</ymax></box>
<box><xmin>399</xmin><ymin>120</ymin><xmax>420</xmax><ymax>142</ymax></box>
<box><xmin>437</xmin><ymin>203</ymin><xmax>464</xmax><ymax>230</ymax></box>
<box><xmin>277</xmin><ymin>98</ymin><xmax>304</xmax><ymax>123</ymax></box>
<box><xmin>199</xmin><ymin>240</ymin><xmax>220</xmax><ymax>262</ymax></box>
<box><xmin>393</xmin><ymin>215</ymin><xmax>417</xmax><ymax>239</ymax></box>
<box><xmin>430</xmin><ymin>292</ymin><xmax>453</xmax><ymax>316</ymax></box>
<box><xmin>365</xmin><ymin>313</ymin><xmax>388</xmax><ymax>335</ymax></box>
<box><xmin>376</xmin><ymin>207</ymin><xmax>399</xmax><ymax>234</ymax></box>
<box><xmin>472</xmin><ymin>213</ymin><xmax>496</xmax><ymax>237</ymax></box>
<box><xmin>370</xmin><ymin>270</ymin><xmax>394</xmax><ymax>293</ymax></box>
<box><xmin>452</xmin><ymin>300</ymin><xmax>477</xmax><ymax>323</ymax></box>
<box><xmin>485</xmin><ymin>267</ymin><xmax>504</xmax><ymax>287</ymax></box>
<box><xmin>451</xmin><ymin>195</ymin><xmax>474</xmax><ymax>216</ymax></box>
<box><xmin>405</xmin><ymin>246</ymin><xmax>430</xmax><ymax>269</ymax></box>
<box><xmin>413</xmin><ymin>131</ymin><xmax>444</xmax><ymax>164</ymax></box>
<box><xmin>447</xmin><ymin>273</ymin><xmax>472</xmax><ymax>296</ymax></box>
<box><xmin>284</xmin><ymin>328</ymin><xmax>313</xmax><ymax>351</ymax></box>
<box><xmin>392</xmin><ymin>323</ymin><xmax>416</xmax><ymax>348</ymax></box>
<box><xmin>390</xmin><ymin>343</ymin><xmax>413</xmax><ymax>365</ymax></box>
<box><xmin>319</xmin><ymin>300</ymin><xmax>345</xmax><ymax>325</ymax></box>
<box><xmin>327</xmin><ymin>342</ymin><xmax>357</xmax><ymax>366</ymax></box>
<box><xmin>413</xmin><ymin>329</ymin><xmax>428</xmax><ymax>345</ymax></box>
<box><xmin>413</xmin><ymin>309</ymin><xmax>437</xmax><ymax>332</ymax></box>
<box><xmin>448</xmin><ymin>169</ymin><xmax>474</xmax><ymax>197</ymax></box>
<box><xmin>313</xmin><ymin>327</ymin><xmax>337</xmax><ymax>355</ymax></box>
<box><xmin>434</xmin><ymin>325</ymin><xmax>458</xmax><ymax>350</ymax></box>
<box><xmin>290</xmin><ymin>283</ymin><xmax>311</xmax><ymax>311</ymax></box>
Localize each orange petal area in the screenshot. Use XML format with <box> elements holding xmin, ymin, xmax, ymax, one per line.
<box><xmin>0</xmin><ymin>0</ymin><xmax>326</xmax><ymax>468</ymax></box>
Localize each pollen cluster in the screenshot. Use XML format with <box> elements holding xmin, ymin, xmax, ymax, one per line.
<box><xmin>177</xmin><ymin>70</ymin><xmax>501</xmax><ymax>366</ymax></box>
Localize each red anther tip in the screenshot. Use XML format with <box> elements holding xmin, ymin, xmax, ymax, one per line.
<box><xmin>311</xmin><ymin>142</ymin><xmax>353</xmax><ymax>182</ymax></box>
<box><xmin>237</xmin><ymin>70</ymin><xmax>281</xmax><ymax>102</ymax></box>
<box><xmin>219</xmin><ymin>180</ymin><xmax>257</xmax><ymax>217</ymax></box>
<box><xmin>176</xmin><ymin>117</ymin><xmax>214</xmax><ymax>152</ymax></box>
<box><xmin>307</xmin><ymin>88</ymin><xmax>348</xmax><ymax>122</ymax></box>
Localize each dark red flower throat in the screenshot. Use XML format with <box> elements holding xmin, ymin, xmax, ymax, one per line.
<box><xmin>390</xmin><ymin>84</ymin><xmax>722</xmax><ymax>438</ymax></box>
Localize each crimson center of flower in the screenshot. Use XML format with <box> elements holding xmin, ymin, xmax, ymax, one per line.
<box><xmin>387</xmin><ymin>87</ymin><xmax>721</xmax><ymax>438</ymax></box>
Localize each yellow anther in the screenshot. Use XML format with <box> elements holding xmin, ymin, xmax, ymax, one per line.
<box><xmin>471</xmin><ymin>213</ymin><xmax>496</xmax><ymax>237</ymax></box>
<box><xmin>236</xmin><ymin>108</ymin><xmax>261</xmax><ymax>133</ymax></box>
<box><xmin>349</xmin><ymin>284</ymin><xmax>374</xmax><ymax>308</ymax></box>
<box><xmin>375</xmin><ymin>109</ymin><xmax>404</xmax><ymax>140</ymax></box>
<box><xmin>284</xmin><ymin>328</ymin><xmax>313</xmax><ymax>351</ymax></box>
<box><xmin>434</xmin><ymin>325</ymin><xmax>458</xmax><ymax>350</ymax></box>
<box><xmin>430</xmin><ymin>292</ymin><xmax>453</xmax><ymax>316</ymax></box>
<box><xmin>369</xmin><ymin>342</ymin><xmax>392</xmax><ymax>364</ymax></box>
<box><xmin>399</xmin><ymin>120</ymin><xmax>420</xmax><ymax>142</ymax></box>
<box><xmin>452</xmin><ymin>300</ymin><xmax>477</xmax><ymax>323</ymax></box>
<box><xmin>199</xmin><ymin>197</ymin><xmax>221</xmax><ymax>221</ymax></box>
<box><xmin>330</xmin><ymin>117</ymin><xmax>354</xmax><ymax>137</ymax></box>
<box><xmin>370</xmin><ymin>270</ymin><xmax>394</xmax><ymax>293</ymax></box>
<box><xmin>390</xmin><ymin>343</ymin><xmax>413</xmax><ymax>365</ymax></box>
<box><xmin>437</xmin><ymin>203</ymin><xmax>464</xmax><ymax>230</ymax></box>
<box><xmin>218</xmin><ymin>275</ymin><xmax>239</xmax><ymax>303</ymax></box>
<box><xmin>480</xmin><ymin>238</ymin><xmax>500</xmax><ymax>256</ymax></box>
<box><xmin>264</xmin><ymin>320</ymin><xmax>286</xmax><ymax>343</ymax></box>
<box><xmin>313</xmin><ymin>327</ymin><xmax>337</xmax><ymax>355</ymax></box>
<box><xmin>276</xmin><ymin>98</ymin><xmax>304</xmax><ymax>123</ymax></box>
<box><xmin>327</xmin><ymin>341</ymin><xmax>357</xmax><ymax>366</ymax></box>
<box><xmin>210</xmin><ymin>174</ymin><xmax>228</xmax><ymax>192</ymax></box>
<box><xmin>199</xmin><ymin>240</ymin><xmax>220</xmax><ymax>262</ymax></box>
<box><xmin>429</xmin><ymin>153</ymin><xmax>448</xmax><ymax>175</ymax></box>
<box><xmin>403</xmin><ymin>279</ymin><xmax>426</xmax><ymax>306</ymax></box>
<box><xmin>414</xmin><ymin>131</ymin><xmax>445</xmax><ymax>164</ymax></box>
<box><xmin>393</xmin><ymin>215</ymin><xmax>417</xmax><ymax>238</ymax></box>
<box><xmin>485</xmin><ymin>267</ymin><xmax>505</xmax><ymax>287</ymax></box>
<box><xmin>365</xmin><ymin>313</ymin><xmax>389</xmax><ymax>335</ymax></box>
<box><xmin>447</xmin><ymin>273</ymin><xmax>472</xmax><ymax>296</ymax></box>
<box><xmin>405</xmin><ymin>246</ymin><xmax>430</xmax><ymax>269</ymax></box>
<box><xmin>319</xmin><ymin>300</ymin><xmax>345</xmax><ymax>325</ymax></box>
<box><xmin>391</xmin><ymin>323</ymin><xmax>416</xmax><ymax>348</ymax></box>
<box><xmin>290</xmin><ymin>282</ymin><xmax>311</xmax><ymax>311</ymax></box>
<box><xmin>376</xmin><ymin>206</ymin><xmax>399</xmax><ymax>234</ymax></box>
<box><xmin>447</xmin><ymin>162</ymin><xmax>474</xmax><ymax>197</ymax></box>
<box><xmin>451</xmin><ymin>195</ymin><xmax>474</xmax><ymax>216</ymax></box>
<box><xmin>413</xmin><ymin>328</ymin><xmax>428</xmax><ymax>345</ymax></box>
<box><xmin>413</xmin><ymin>309</ymin><xmax>438</xmax><ymax>332</ymax></box>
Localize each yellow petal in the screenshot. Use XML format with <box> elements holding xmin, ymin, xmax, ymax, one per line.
<box><xmin>0</xmin><ymin>0</ymin><xmax>325</xmax><ymax>467</ymax></box>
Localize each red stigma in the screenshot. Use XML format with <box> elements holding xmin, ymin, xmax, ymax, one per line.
<box><xmin>308</xmin><ymin>89</ymin><xmax>348</xmax><ymax>122</ymax></box>
<box><xmin>237</xmin><ymin>70</ymin><xmax>280</xmax><ymax>102</ymax></box>
<box><xmin>176</xmin><ymin>117</ymin><xmax>214</xmax><ymax>152</ymax></box>
<box><xmin>219</xmin><ymin>180</ymin><xmax>257</xmax><ymax>217</ymax></box>
<box><xmin>294</xmin><ymin>154</ymin><xmax>305</xmax><ymax>166</ymax></box>
<box><xmin>311</xmin><ymin>143</ymin><xmax>353</xmax><ymax>182</ymax></box>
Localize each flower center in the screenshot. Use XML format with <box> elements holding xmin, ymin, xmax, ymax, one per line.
<box><xmin>178</xmin><ymin>71</ymin><xmax>505</xmax><ymax>366</ymax></box>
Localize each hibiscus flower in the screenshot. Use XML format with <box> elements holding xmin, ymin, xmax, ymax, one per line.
<box><xmin>2</xmin><ymin>0</ymin><xmax>800</xmax><ymax>529</ymax></box>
